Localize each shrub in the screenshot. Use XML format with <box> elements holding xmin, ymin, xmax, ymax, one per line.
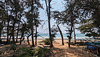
<box><xmin>0</xmin><ymin>51</ymin><xmax>2</xmax><ymax>55</ymax></box>
<box><xmin>16</xmin><ymin>47</ymin><xmax>51</xmax><ymax>57</ymax></box>
<box><xmin>43</xmin><ymin>38</ymin><xmax>54</xmax><ymax>45</ymax></box>
<box><xmin>10</xmin><ymin>44</ymin><xmax>17</xmax><ymax>52</ymax></box>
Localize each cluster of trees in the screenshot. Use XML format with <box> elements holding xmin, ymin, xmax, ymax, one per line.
<box><xmin>53</xmin><ymin>0</ymin><xmax>100</xmax><ymax>47</ymax></box>
<box><xmin>0</xmin><ymin>0</ymin><xmax>100</xmax><ymax>48</ymax></box>
<box><xmin>0</xmin><ymin>0</ymin><xmax>41</xmax><ymax>46</ymax></box>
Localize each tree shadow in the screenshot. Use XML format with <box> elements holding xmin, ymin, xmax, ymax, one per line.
<box><xmin>50</xmin><ymin>47</ymin><xmax>68</xmax><ymax>57</ymax></box>
<box><xmin>50</xmin><ymin>47</ymin><xmax>94</xmax><ymax>57</ymax></box>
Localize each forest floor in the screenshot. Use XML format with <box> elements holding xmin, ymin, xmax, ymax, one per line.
<box><xmin>0</xmin><ymin>39</ymin><xmax>96</xmax><ymax>57</ymax></box>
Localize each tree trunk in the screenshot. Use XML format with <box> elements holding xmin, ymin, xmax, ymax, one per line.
<box><xmin>57</xmin><ymin>25</ymin><xmax>64</xmax><ymax>45</ymax></box>
<box><xmin>12</xmin><ymin>23</ymin><xmax>15</xmax><ymax>43</ymax></box>
<box><xmin>35</xmin><ymin>26</ymin><xmax>37</xmax><ymax>46</ymax></box>
<box><xmin>45</xmin><ymin>0</ymin><xmax>53</xmax><ymax>47</ymax></box>
<box><xmin>68</xmin><ymin>7</ymin><xmax>74</xmax><ymax>48</ymax></box>
<box><xmin>48</xmin><ymin>0</ymin><xmax>53</xmax><ymax>48</ymax></box>
<box><xmin>20</xmin><ymin>32</ymin><xmax>24</xmax><ymax>45</ymax></box>
<box><xmin>0</xmin><ymin>32</ymin><xmax>2</xmax><ymax>43</ymax></box>
<box><xmin>31</xmin><ymin>0</ymin><xmax>35</xmax><ymax>47</ymax></box>
<box><xmin>73</xmin><ymin>25</ymin><xmax>76</xmax><ymax>44</ymax></box>
<box><xmin>27</xmin><ymin>37</ymin><xmax>30</xmax><ymax>45</ymax></box>
<box><xmin>16</xmin><ymin>23</ymin><xmax>19</xmax><ymax>42</ymax></box>
<box><xmin>31</xmin><ymin>26</ymin><xmax>35</xmax><ymax>47</ymax></box>
<box><xmin>7</xmin><ymin>20</ymin><xmax>10</xmax><ymax>43</ymax></box>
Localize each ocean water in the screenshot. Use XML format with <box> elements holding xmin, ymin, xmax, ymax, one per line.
<box><xmin>35</xmin><ymin>33</ymin><xmax>89</xmax><ymax>39</ymax></box>
<box><xmin>1</xmin><ymin>33</ymin><xmax>89</xmax><ymax>39</ymax></box>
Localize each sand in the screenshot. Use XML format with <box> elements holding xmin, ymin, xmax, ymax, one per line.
<box><xmin>0</xmin><ymin>39</ymin><xmax>96</xmax><ymax>57</ymax></box>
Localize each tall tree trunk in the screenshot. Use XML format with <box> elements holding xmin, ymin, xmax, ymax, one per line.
<box><xmin>31</xmin><ymin>26</ymin><xmax>35</xmax><ymax>47</ymax></box>
<box><xmin>68</xmin><ymin>6</ymin><xmax>74</xmax><ymax>48</ymax></box>
<box><xmin>48</xmin><ymin>0</ymin><xmax>53</xmax><ymax>48</ymax></box>
<box><xmin>31</xmin><ymin>0</ymin><xmax>35</xmax><ymax>47</ymax></box>
<box><xmin>0</xmin><ymin>32</ymin><xmax>2</xmax><ymax>43</ymax></box>
<box><xmin>68</xmin><ymin>26</ymin><xmax>73</xmax><ymax>48</ymax></box>
<box><xmin>35</xmin><ymin>26</ymin><xmax>37</xmax><ymax>46</ymax></box>
<box><xmin>7</xmin><ymin>20</ymin><xmax>10</xmax><ymax>43</ymax></box>
<box><xmin>16</xmin><ymin>23</ymin><xmax>19</xmax><ymax>42</ymax></box>
<box><xmin>57</xmin><ymin>25</ymin><xmax>64</xmax><ymax>45</ymax></box>
<box><xmin>45</xmin><ymin>0</ymin><xmax>53</xmax><ymax>47</ymax></box>
<box><xmin>12</xmin><ymin>23</ymin><xmax>15</xmax><ymax>43</ymax></box>
<box><xmin>73</xmin><ymin>25</ymin><xmax>76</xmax><ymax>44</ymax></box>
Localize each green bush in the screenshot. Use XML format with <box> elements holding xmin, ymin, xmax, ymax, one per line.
<box><xmin>43</xmin><ymin>38</ymin><xmax>54</xmax><ymax>45</ymax></box>
<box><xmin>10</xmin><ymin>44</ymin><xmax>17</xmax><ymax>52</ymax></box>
<box><xmin>16</xmin><ymin>47</ymin><xmax>51</xmax><ymax>57</ymax></box>
<box><xmin>0</xmin><ymin>51</ymin><xmax>2</xmax><ymax>55</ymax></box>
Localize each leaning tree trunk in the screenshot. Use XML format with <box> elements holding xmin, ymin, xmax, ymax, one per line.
<box><xmin>57</xmin><ymin>25</ymin><xmax>64</xmax><ymax>45</ymax></box>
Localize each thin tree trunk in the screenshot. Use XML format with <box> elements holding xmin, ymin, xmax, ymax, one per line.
<box><xmin>45</xmin><ymin>0</ymin><xmax>53</xmax><ymax>47</ymax></box>
<box><xmin>35</xmin><ymin>26</ymin><xmax>37</xmax><ymax>46</ymax></box>
<box><xmin>20</xmin><ymin>32</ymin><xmax>24</xmax><ymax>45</ymax></box>
<box><xmin>12</xmin><ymin>23</ymin><xmax>15</xmax><ymax>43</ymax></box>
<box><xmin>27</xmin><ymin>34</ymin><xmax>31</xmax><ymax>45</ymax></box>
<box><xmin>31</xmin><ymin>26</ymin><xmax>35</xmax><ymax>47</ymax></box>
<box><xmin>7</xmin><ymin>20</ymin><xmax>10</xmax><ymax>43</ymax></box>
<box><xmin>0</xmin><ymin>32</ymin><xmax>2</xmax><ymax>43</ymax></box>
<box><xmin>27</xmin><ymin>37</ymin><xmax>30</xmax><ymax>45</ymax></box>
<box><xmin>31</xmin><ymin>0</ymin><xmax>35</xmax><ymax>47</ymax></box>
<box><xmin>57</xmin><ymin>25</ymin><xmax>64</xmax><ymax>45</ymax></box>
<box><xmin>16</xmin><ymin>23</ymin><xmax>19</xmax><ymax>42</ymax></box>
<box><xmin>73</xmin><ymin>25</ymin><xmax>76</xmax><ymax>44</ymax></box>
<box><xmin>48</xmin><ymin>0</ymin><xmax>53</xmax><ymax>48</ymax></box>
<box><xmin>68</xmin><ymin>6</ymin><xmax>74</xmax><ymax>48</ymax></box>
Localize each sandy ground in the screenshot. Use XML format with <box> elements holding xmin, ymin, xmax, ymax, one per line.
<box><xmin>0</xmin><ymin>39</ymin><xmax>96</xmax><ymax>57</ymax></box>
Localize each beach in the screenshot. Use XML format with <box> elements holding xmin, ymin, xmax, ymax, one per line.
<box><xmin>21</xmin><ymin>39</ymin><xmax>95</xmax><ymax>57</ymax></box>
<box><xmin>0</xmin><ymin>39</ymin><xmax>96</xmax><ymax>57</ymax></box>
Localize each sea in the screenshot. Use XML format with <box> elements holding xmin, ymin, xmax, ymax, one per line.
<box><xmin>32</xmin><ymin>33</ymin><xmax>90</xmax><ymax>40</ymax></box>
<box><xmin>1</xmin><ymin>33</ymin><xmax>91</xmax><ymax>40</ymax></box>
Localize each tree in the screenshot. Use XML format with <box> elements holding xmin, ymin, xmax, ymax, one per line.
<box><xmin>78</xmin><ymin>19</ymin><xmax>100</xmax><ymax>38</ymax></box>
<box><xmin>25</xmin><ymin>0</ymin><xmax>42</xmax><ymax>47</ymax></box>
<box><xmin>53</xmin><ymin>11</ymin><xmax>64</xmax><ymax>45</ymax></box>
<box><xmin>53</xmin><ymin>0</ymin><xmax>79</xmax><ymax>47</ymax></box>
<box><xmin>45</xmin><ymin>0</ymin><xmax>53</xmax><ymax>47</ymax></box>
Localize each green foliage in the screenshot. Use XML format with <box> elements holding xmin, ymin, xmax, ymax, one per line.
<box><xmin>16</xmin><ymin>47</ymin><xmax>34</xmax><ymax>57</ymax></box>
<box><xmin>16</xmin><ymin>47</ymin><xmax>51</xmax><ymax>57</ymax></box>
<box><xmin>78</xmin><ymin>19</ymin><xmax>100</xmax><ymax>37</ymax></box>
<box><xmin>10</xmin><ymin>44</ymin><xmax>17</xmax><ymax>52</ymax></box>
<box><xmin>0</xmin><ymin>51</ymin><xmax>2</xmax><ymax>55</ymax></box>
<box><xmin>42</xmin><ymin>38</ymin><xmax>54</xmax><ymax>45</ymax></box>
<box><xmin>34</xmin><ymin>47</ymin><xmax>50</xmax><ymax>57</ymax></box>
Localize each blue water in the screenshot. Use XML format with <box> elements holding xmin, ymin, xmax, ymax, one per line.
<box><xmin>1</xmin><ymin>33</ymin><xmax>88</xmax><ymax>39</ymax></box>
<box><xmin>38</xmin><ymin>33</ymin><xmax>87</xmax><ymax>37</ymax></box>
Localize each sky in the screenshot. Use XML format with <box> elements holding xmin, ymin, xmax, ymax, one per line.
<box><xmin>37</xmin><ymin>0</ymin><xmax>81</xmax><ymax>33</ymax></box>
